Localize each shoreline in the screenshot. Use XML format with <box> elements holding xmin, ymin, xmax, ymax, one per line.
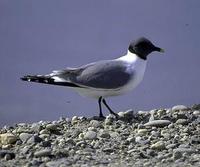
<box><xmin>0</xmin><ymin>104</ymin><xmax>200</xmax><ymax>166</ymax></box>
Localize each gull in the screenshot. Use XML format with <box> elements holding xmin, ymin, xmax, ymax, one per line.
<box><xmin>21</xmin><ymin>37</ymin><xmax>164</xmax><ymax>118</ymax></box>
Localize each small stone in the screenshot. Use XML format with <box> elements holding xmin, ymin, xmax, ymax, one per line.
<box><xmin>110</xmin><ymin>132</ymin><xmax>119</xmax><ymax>138</ymax></box>
<box><xmin>27</xmin><ymin>135</ymin><xmax>42</xmax><ymax>144</ymax></box>
<box><xmin>31</xmin><ymin>159</ymin><xmax>42</xmax><ymax>166</ymax></box>
<box><xmin>99</xmin><ymin>131</ymin><xmax>110</xmax><ymax>139</ymax></box>
<box><xmin>173</xmin><ymin>151</ymin><xmax>182</xmax><ymax>160</ymax></box>
<box><xmin>173</xmin><ymin>148</ymin><xmax>196</xmax><ymax>156</ymax></box>
<box><xmin>191</xmin><ymin>135</ymin><xmax>200</xmax><ymax>144</ymax></box>
<box><xmin>193</xmin><ymin>110</ymin><xmax>200</xmax><ymax>115</ymax></box>
<box><xmin>151</xmin><ymin>131</ymin><xmax>160</xmax><ymax>138</ymax></box>
<box><xmin>71</xmin><ymin>116</ymin><xmax>78</xmax><ymax>124</ymax></box>
<box><xmin>42</xmin><ymin>141</ymin><xmax>51</xmax><ymax>147</ymax></box>
<box><xmin>168</xmin><ymin>123</ymin><xmax>174</xmax><ymax>128</ymax></box>
<box><xmin>166</xmin><ymin>108</ymin><xmax>172</xmax><ymax>114</ymax></box>
<box><xmin>157</xmin><ymin>109</ymin><xmax>166</xmax><ymax>116</ymax></box>
<box><xmin>39</xmin><ymin>129</ymin><xmax>50</xmax><ymax>135</ymax></box>
<box><xmin>76</xmin><ymin>141</ymin><xmax>86</xmax><ymax>146</ymax></box>
<box><xmin>166</xmin><ymin>143</ymin><xmax>178</xmax><ymax>149</ymax></box>
<box><xmin>135</xmin><ymin>136</ymin><xmax>142</xmax><ymax>143</ymax></box>
<box><xmin>172</xmin><ymin>105</ymin><xmax>188</xmax><ymax>112</ymax></box>
<box><xmin>144</xmin><ymin>120</ymin><xmax>171</xmax><ymax>127</ymax></box>
<box><xmin>135</xmin><ymin>136</ymin><xmax>149</xmax><ymax>145</ymax></box>
<box><xmin>21</xmin><ymin>145</ymin><xmax>31</xmax><ymax>154</ymax></box>
<box><xmin>19</xmin><ymin>133</ymin><xmax>33</xmax><ymax>142</ymax></box>
<box><xmin>78</xmin><ymin>133</ymin><xmax>84</xmax><ymax>139</ymax></box>
<box><xmin>4</xmin><ymin>153</ymin><xmax>12</xmax><ymax>160</ymax></box>
<box><xmin>31</xmin><ymin>123</ymin><xmax>42</xmax><ymax>132</ymax></box>
<box><xmin>34</xmin><ymin>149</ymin><xmax>52</xmax><ymax>157</ymax></box>
<box><xmin>39</xmin><ymin>134</ymin><xmax>50</xmax><ymax>139</ymax></box>
<box><xmin>118</xmin><ymin>109</ymin><xmax>134</xmax><ymax>119</ymax></box>
<box><xmin>175</xmin><ymin>119</ymin><xmax>188</xmax><ymax>125</ymax></box>
<box><xmin>0</xmin><ymin>150</ymin><xmax>15</xmax><ymax>159</ymax></box>
<box><xmin>117</xmin><ymin>111</ymin><xmax>124</xmax><ymax>117</ymax></box>
<box><xmin>46</xmin><ymin>124</ymin><xmax>58</xmax><ymax>131</ymax></box>
<box><xmin>102</xmin><ymin>147</ymin><xmax>114</xmax><ymax>153</ymax></box>
<box><xmin>84</xmin><ymin>131</ymin><xmax>97</xmax><ymax>140</ymax></box>
<box><xmin>127</xmin><ymin>148</ymin><xmax>137</xmax><ymax>154</ymax></box>
<box><xmin>137</xmin><ymin>129</ymin><xmax>148</xmax><ymax>136</ymax></box>
<box><xmin>0</xmin><ymin>133</ymin><xmax>18</xmax><ymax>145</ymax></box>
<box><xmin>146</xmin><ymin>149</ymin><xmax>157</xmax><ymax>157</ymax></box>
<box><xmin>89</xmin><ymin>120</ymin><xmax>101</xmax><ymax>128</ymax></box>
<box><xmin>151</xmin><ymin>141</ymin><xmax>166</xmax><ymax>150</ymax></box>
<box><xmin>104</xmin><ymin>115</ymin><xmax>114</xmax><ymax>125</ymax></box>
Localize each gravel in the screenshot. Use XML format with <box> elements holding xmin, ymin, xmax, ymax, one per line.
<box><xmin>0</xmin><ymin>104</ymin><xmax>200</xmax><ymax>166</ymax></box>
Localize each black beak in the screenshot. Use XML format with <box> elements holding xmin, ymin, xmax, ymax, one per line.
<box><xmin>154</xmin><ymin>46</ymin><xmax>164</xmax><ymax>53</ymax></box>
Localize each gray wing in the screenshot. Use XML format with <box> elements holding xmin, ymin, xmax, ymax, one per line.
<box><xmin>65</xmin><ymin>60</ymin><xmax>133</xmax><ymax>89</ymax></box>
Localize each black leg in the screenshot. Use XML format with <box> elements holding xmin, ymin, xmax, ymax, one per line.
<box><xmin>102</xmin><ymin>98</ymin><xmax>119</xmax><ymax>118</ymax></box>
<box><xmin>98</xmin><ymin>96</ymin><xmax>105</xmax><ymax>118</ymax></box>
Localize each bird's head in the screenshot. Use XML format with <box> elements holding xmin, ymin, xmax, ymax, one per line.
<box><xmin>128</xmin><ymin>37</ymin><xmax>164</xmax><ymax>60</ymax></box>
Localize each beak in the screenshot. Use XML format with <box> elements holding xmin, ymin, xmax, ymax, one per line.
<box><xmin>154</xmin><ymin>46</ymin><xmax>165</xmax><ymax>53</ymax></box>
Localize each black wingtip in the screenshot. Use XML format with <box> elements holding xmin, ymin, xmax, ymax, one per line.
<box><xmin>21</xmin><ymin>76</ymin><xmax>28</xmax><ymax>81</ymax></box>
<box><xmin>20</xmin><ymin>75</ymin><xmax>36</xmax><ymax>82</ymax></box>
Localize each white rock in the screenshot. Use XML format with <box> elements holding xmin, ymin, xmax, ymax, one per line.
<box><xmin>0</xmin><ymin>133</ymin><xmax>17</xmax><ymax>145</ymax></box>
<box><xmin>19</xmin><ymin>133</ymin><xmax>33</xmax><ymax>142</ymax></box>
<box><xmin>193</xmin><ymin>110</ymin><xmax>200</xmax><ymax>115</ymax></box>
<box><xmin>137</xmin><ymin>129</ymin><xmax>148</xmax><ymax>136</ymax></box>
<box><xmin>172</xmin><ymin>105</ymin><xmax>188</xmax><ymax>112</ymax></box>
<box><xmin>151</xmin><ymin>141</ymin><xmax>166</xmax><ymax>150</ymax></box>
<box><xmin>71</xmin><ymin>116</ymin><xmax>78</xmax><ymax>123</ymax></box>
<box><xmin>144</xmin><ymin>120</ymin><xmax>171</xmax><ymax>127</ymax></box>
<box><xmin>46</xmin><ymin>124</ymin><xmax>58</xmax><ymax>131</ymax></box>
<box><xmin>89</xmin><ymin>120</ymin><xmax>101</xmax><ymax>128</ymax></box>
<box><xmin>84</xmin><ymin>131</ymin><xmax>97</xmax><ymax>140</ymax></box>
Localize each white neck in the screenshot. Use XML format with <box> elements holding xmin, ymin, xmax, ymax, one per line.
<box><xmin>118</xmin><ymin>50</ymin><xmax>144</xmax><ymax>63</ymax></box>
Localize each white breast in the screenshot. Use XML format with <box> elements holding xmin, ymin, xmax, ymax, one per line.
<box><xmin>115</xmin><ymin>51</ymin><xmax>147</xmax><ymax>95</ymax></box>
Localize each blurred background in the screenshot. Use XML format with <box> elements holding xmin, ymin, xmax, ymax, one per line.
<box><xmin>0</xmin><ymin>0</ymin><xmax>200</xmax><ymax>127</ymax></box>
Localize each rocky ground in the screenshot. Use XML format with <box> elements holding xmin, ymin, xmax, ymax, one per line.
<box><xmin>0</xmin><ymin>104</ymin><xmax>200</xmax><ymax>167</ymax></box>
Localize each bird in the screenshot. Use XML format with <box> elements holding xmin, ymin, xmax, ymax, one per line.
<box><xmin>21</xmin><ymin>37</ymin><xmax>164</xmax><ymax>118</ymax></box>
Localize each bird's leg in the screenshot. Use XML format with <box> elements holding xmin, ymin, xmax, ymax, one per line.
<box><xmin>102</xmin><ymin>98</ymin><xmax>119</xmax><ymax>118</ymax></box>
<box><xmin>98</xmin><ymin>96</ymin><xmax>105</xmax><ymax>118</ymax></box>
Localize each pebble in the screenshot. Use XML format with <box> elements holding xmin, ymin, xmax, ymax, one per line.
<box><xmin>193</xmin><ymin>110</ymin><xmax>200</xmax><ymax>115</ymax></box>
<box><xmin>19</xmin><ymin>133</ymin><xmax>33</xmax><ymax>142</ymax></box>
<box><xmin>137</xmin><ymin>129</ymin><xmax>148</xmax><ymax>136</ymax></box>
<box><xmin>173</xmin><ymin>148</ymin><xmax>196</xmax><ymax>155</ymax></box>
<box><xmin>34</xmin><ymin>149</ymin><xmax>52</xmax><ymax>157</ymax></box>
<box><xmin>135</xmin><ymin>136</ymin><xmax>149</xmax><ymax>145</ymax></box>
<box><xmin>172</xmin><ymin>105</ymin><xmax>188</xmax><ymax>111</ymax></box>
<box><xmin>84</xmin><ymin>131</ymin><xmax>97</xmax><ymax>140</ymax></box>
<box><xmin>71</xmin><ymin>116</ymin><xmax>78</xmax><ymax>124</ymax></box>
<box><xmin>27</xmin><ymin>135</ymin><xmax>42</xmax><ymax>144</ymax></box>
<box><xmin>175</xmin><ymin>119</ymin><xmax>188</xmax><ymax>125</ymax></box>
<box><xmin>0</xmin><ymin>150</ymin><xmax>15</xmax><ymax>159</ymax></box>
<box><xmin>4</xmin><ymin>153</ymin><xmax>12</xmax><ymax>160</ymax></box>
<box><xmin>46</xmin><ymin>124</ymin><xmax>58</xmax><ymax>131</ymax></box>
<box><xmin>166</xmin><ymin>143</ymin><xmax>178</xmax><ymax>149</ymax></box>
<box><xmin>98</xmin><ymin>130</ymin><xmax>110</xmax><ymax>139</ymax></box>
<box><xmin>118</xmin><ymin>109</ymin><xmax>134</xmax><ymax>119</ymax></box>
<box><xmin>39</xmin><ymin>129</ymin><xmax>50</xmax><ymax>135</ymax></box>
<box><xmin>144</xmin><ymin>120</ymin><xmax>171</xmax><ymax>127</ymax></box>
<box><xmin>104</xmin><ymin>115</ymin><xmax>113</xmax><ymax>125</ymax></box>
<box><xmin>0</xmin><ymin>133</ymin><xmax>18</xmax><ymax>145</ymax></box>
<box><xmin>89</xmin><ymin>120</ymin><xmax>101</xmax><ymax>128</ymax></box>
<box><xmin>151</xmin><ymin>141</ymin><xmax>166</xmax><ymax>150</ymax></box>
<box><xmin>173</xmin><ymin>151</ymin><xmax>182</xmax><ymax>160</ymax></box>
<box><xmin>110</xmin><ymin>132</ymin><xmax>119</xmax><ymax>138</ymax></box>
